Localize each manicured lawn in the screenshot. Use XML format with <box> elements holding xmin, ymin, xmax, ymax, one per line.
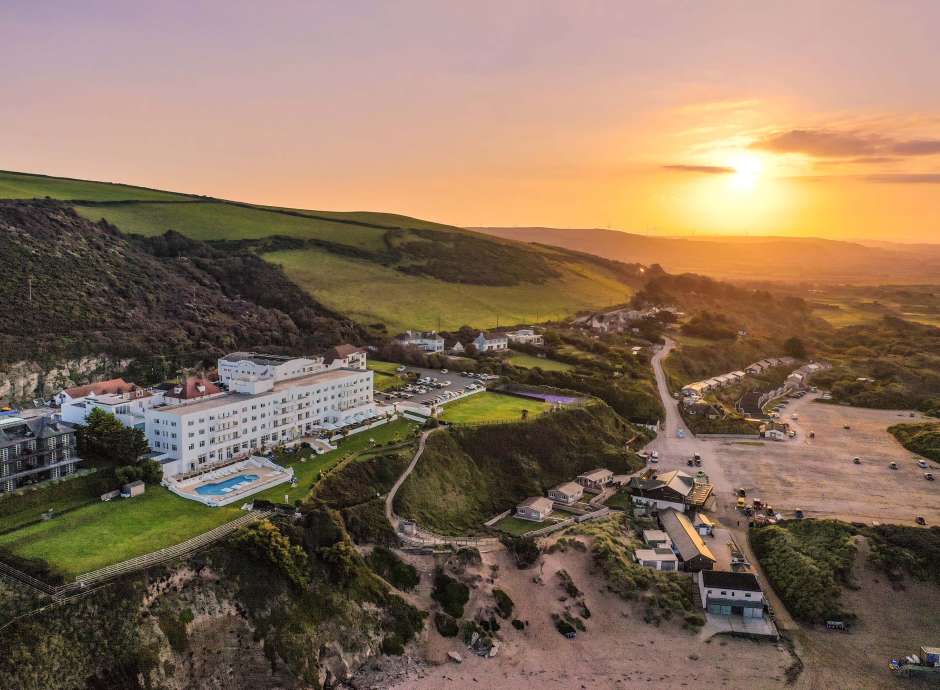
<box><xmin>0</xmin><ymin>418</ymin><xmax>419</xmax><ymax>578</ymax></box>
<box><xmin>492</xmin><ymin>514</ymin><xmax>553</xmax><ymax>536</ymax></box>
<box><xmin>368</xmin><ymin>360</ymin><xmax>405</xmax><ymax>391</ymax></box>
<box><xmin>506</xmin><ymin>352</ymin><xmax>573</xmax><ymax>372</ymax></box>
<box><xmin>0</xmin><ymin>487</ymin><xmax>242</xmax><ymax>578</ymax></box>
<box><xmin>440</xmin><ymin>392</ymin><xmax>551</xmax><ymax>424</ymax></box>
<box><xmin>253</xmin><ymin>417</ymin><xmax>418</xmax><ymax>505</ymax></box>
<box><xmin>263</xmin><ymin>248</ymin><xmax>633</xmax><ymax>332</ymax></box>
<box><xmin>605</xmin><ymin>490</ymin><xmax>635</xmax><ymax>511</ymax></box>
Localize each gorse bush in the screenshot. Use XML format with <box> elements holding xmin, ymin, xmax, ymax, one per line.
<box><xmin>366</xmin><ymin>546</ymin><xmax>420</xmax><ymax>592</ymax></box>
<box><xmin>750</xmin><ymin>520</ymin><xmax>856</xmax><ymax>622</ymax></box>
<box><xmin>431</xmin><ymin>568</ymin><xmax>470</xmax><ymax>619</ymax></box>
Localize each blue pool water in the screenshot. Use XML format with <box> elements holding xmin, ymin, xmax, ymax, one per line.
<box><xmin>195</xmin><ymin>474</ymin><xmax>260</xmax><ymax>496</ymax></box>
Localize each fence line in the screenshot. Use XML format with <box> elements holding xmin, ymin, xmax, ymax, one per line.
<box><xmin>0</xmin><ymin>510</ymin><xmax>270</xmax><ymax>599</ymax></box>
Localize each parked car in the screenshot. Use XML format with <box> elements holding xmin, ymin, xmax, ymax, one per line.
<box><xmin>440</xmin><ymin>369</ymin><xmax>448</xmax><ymax>374</ymax></box>
<box><xmin>843</xmin><ymin>424</ymin><xmax>851</xmax><ymax>430</ymax></box>
<box><xmin>926</xmin><ymin>473</ymin><xmax>935</xmax><ymax>481</ymax></box>
<box><xmin>650</xmin><ymin>451</ymin><xmax>659</xmax><ymax>460</ymax></box>
<box><xmin>809</xmin><ymin>431</ymin><xmax>815</xmax><ymax>439</ymax></box>
<box><xmin>853</xmin><ymin>457</ymin><xmax>861</xmax><ymax>464</ymax></box>
<box><xmin>916</xmin><ymin>516</ymin><xmax>927</xmax><ymax>526</ymax></box>
<box><xmin>677</xmin><ymin>429</ymin><xmax>685</xmax><ymax>438</ymax></box>
<box><xmin>889</xmin><ymin>462</ymin><xmax>898</xmax><ymax>470</ymax></box>
<box><xmin>687</xmin><ymin>459</ymin><xmax>695</xmax><ymax>466</ymax></box>
<box><xmin>917</xmin><ymin>460</ymin><xmax>929</xmax><ymax>469</ymax></box>
<box><xmin>396</xmin><ymin>365</ymin><xmax>406</xmax><ymax>372</ymax></box>
<box><xmin>794</xmin><ymin>508</ymin><xmax>805</xmax><ymax>519</ymax></box>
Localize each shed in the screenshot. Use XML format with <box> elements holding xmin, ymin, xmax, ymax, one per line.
<box><xmin>121</xmin><ymin>480</ymin><xmax>146</xmax><ymax>498</ymax></box>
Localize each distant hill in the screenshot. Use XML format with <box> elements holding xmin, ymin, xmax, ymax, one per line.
<box><xmin>0</xmin><ymin>170</ymin><xmax>649</xmax><ymax>333</ymax></box>
<box><xmin>472</xmin><ymin>226</ymin><xmax>940</xmax><ymax>284</ymax></box>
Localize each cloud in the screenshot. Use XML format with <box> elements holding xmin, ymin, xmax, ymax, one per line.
<box><xmin>662</xmin><ymin>164</ymin><xmax>735</xmax><ymax>174</ymax></box>
<box><xmin>751</xmin><ymin>128</ymin><xmax>940</xmax><ymax>158</ymax></box>
<box><xmin>863</xmin><ymin>173</ymin><xmax>940</xmax><ymax>184</ymax></box>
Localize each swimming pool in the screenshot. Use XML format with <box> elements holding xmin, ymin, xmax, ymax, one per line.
<box><xmin>195</xmin><ymin>474</ymin><xmax>260</xmax><ymax>496</ymax></box>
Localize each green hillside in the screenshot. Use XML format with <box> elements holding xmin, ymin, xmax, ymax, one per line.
<box><xmin>0</xmin><ymin>170</ymin><xmax>643</xmax><ymax>332</ymax></box>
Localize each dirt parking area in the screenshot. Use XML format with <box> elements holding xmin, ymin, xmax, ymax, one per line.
<box><xmin>699</xmin><ymin>395</ymin><xmax>940</xmax><ymax>527</ymax></box>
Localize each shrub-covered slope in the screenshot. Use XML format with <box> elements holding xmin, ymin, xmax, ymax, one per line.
<box><xmin>0</xmin><ymin>201</ymin><xmax>363</xmax><ymax>367</ymax></box>
<box><xmin>394</xmin><ymin>404</ymin><xmax>647</xmax><ymax>534</ymax></box>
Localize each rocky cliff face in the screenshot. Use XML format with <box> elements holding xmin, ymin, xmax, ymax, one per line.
<box><xmin>0</xmin><ymin>354</ymin><xmax>129</xmax><ymax>404</ymax></box>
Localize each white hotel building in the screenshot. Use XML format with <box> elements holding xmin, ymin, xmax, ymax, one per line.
<box><xmin>146</xmin><ymin>351</ymin><xmax>378</xmax><ymax>477</ymax></box>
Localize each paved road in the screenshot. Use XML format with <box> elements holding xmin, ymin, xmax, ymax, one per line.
<box><xmin>644</xmin><ymin>337</ymin><xmax>735</xmax><ymax>506</ymax></box>
<box><xmin>645</xmin><ymin>337</ymin><xmax>798</xmax><ymax>632</ymax></box>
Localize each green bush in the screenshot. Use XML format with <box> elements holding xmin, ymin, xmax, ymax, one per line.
<box><xmin>381</xmin><ymin>635</ymin><xmax>405</xmax><ymax>656</ymax></box>
<box><xmin>366</xmin><ymin>546</ymin><xmax>420</xmax><ymax>592</ymax></box>
<box><xmin>492</xmin><ymin>588</ymin><xmax>514</xmax><ymax>619</ymax></box>
<box><xmin>750</xmin><ymin>520</ymin><xmax>856</xmax><ymax>622</ymax></box>
<box><xmin>431</xmin><ymin>568</ymin><xmax>470</xmax><ymax>619</ymax></box>
<box><xmin>434</xmin><ymin>612</ymin><xmax>459</xmax><ymax>637</ymax></box>
<box><xmin>231</xmin><ymin>519</ymin><xmax>310</xmax><ymax>590</ymax></box>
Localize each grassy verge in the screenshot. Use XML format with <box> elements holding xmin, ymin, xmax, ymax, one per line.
<box><xmin>440</xmin><ymin>391</ymin><xmax>551</xmax><ymax>424</ymax></box>
<box><xmin>255</xmin><ymin>418</ymin><xmax>419</xmax><ymax>505</ymax></box>
<box><xmin>506</xmin><ymin>353</ymin><xmax>574</xmax><ymax>372</ymax></box>
<box><xmin>368</xmin><ymin>359</ymin><xmax>405</xmax><ymax>391</ymax></box>
<box><xmin>492</xmin><ymin>515</ymin><xmax>552</xmax><ymax>536</ymax></box>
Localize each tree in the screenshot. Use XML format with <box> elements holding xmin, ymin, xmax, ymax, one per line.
<box><xmin>80</xmin><ymin>408</ymin><xmax>150</xmax><ymax>467</ymax></box>
<box><xmin>784</xmin><ymin>336</ymin><xmax>808</xmax><ymax>360</ymax></box>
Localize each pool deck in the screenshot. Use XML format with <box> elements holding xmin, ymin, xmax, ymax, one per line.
<box><xmin>167</xmin><ymin>458</ymin><xmax>294</xmax><ymax>507</ymax></box>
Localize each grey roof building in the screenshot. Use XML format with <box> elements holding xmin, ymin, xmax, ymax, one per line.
<box><xmin>0</xmin><ymin>414</ymin><xmax>80</xmax><ymax>493</ymax></box>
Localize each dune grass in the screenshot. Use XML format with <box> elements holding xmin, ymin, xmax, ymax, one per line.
<box><xmin>506</xmin><ymin>352</ymin><xmax>574</xmax><ymax>372</ymax></box>
<box><xmin>440</xmin><ymin>392</ymin><xmax>550</xmax><ymax>424</ymax></box>
<box><xmin>265</xmin><ymin>248</ymin><xmax>631</xmax><ymax>332</ymax></box>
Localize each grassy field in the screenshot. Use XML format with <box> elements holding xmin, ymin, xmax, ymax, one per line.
<box><xmin>0</xmin><ymin>170</ymin><xmax>191</xmax><ymax>202</ymax></box>
<box><xmin>506</xmin><ymin>352</ymin><xmax>574</xmax><ymax>372</ymax></box>
<box><xmin>0</xmin><ymin>419</ymin><xmax>417</xmax><ymax>577</ymax></box>
<box><xmin>265</xmin><ymin>248</ymin><xmax>631</xmax><ymax>331</ymax></box>
<box><xmin>241</xmin><ymin>418</ymin><xmax>418</xmax><ymax>505</ymax></box>
<box><xmin>4</xmin><ymin>170</ymin><xmax>637</xmax><ymax>332</ymax></box>
<box><xmin>440</xmin><ymin>392</ymin><xmax>551</xmax><ymax>424</ymax></box>
<box><xmin>492</xmin><ymin>514</ymin><xmax>552</xmax><ymax>536</ymax></box>
<box><xmin>75</xmin><ymin>201</ymin><xmax>389</xmax><ymax>250</ymax></box>
<box><xmin>368</xmin><ymin>360</ymin><xmax>405</xmax><ymax>391</ymax></box>
<box><xmin>0</xmin><ymin>488</ymin><xmax>242</xmax><ymax>578</ymax></box>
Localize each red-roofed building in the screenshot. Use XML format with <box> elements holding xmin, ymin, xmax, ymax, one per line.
<box><xmin>57</xmin><ymin>378</ymin><xmax>137</xmax><ymax>405</ymax></box>
<box><xmin>159</xmin><ymin>376</ymin><xmax>221</xmax><ymax>403</ymax></box>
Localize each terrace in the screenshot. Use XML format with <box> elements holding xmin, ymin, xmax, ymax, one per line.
<box><xmin>166</xmin><ymin>456</ymin><xmax>293</xmax><ymax>507</ymax></box>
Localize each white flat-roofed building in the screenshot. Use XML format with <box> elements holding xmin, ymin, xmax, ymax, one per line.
<box><xmin>147</xmin><ymin>354</ymin><xmax>376</xmax><ymax>478</ymax></box>
<box><xmin>60</xmin><ymin>387</ymin><xmax>161</xmax><ymax>431</ymax></box>
<box><xmin>395</xmin><ymin>331</ymin><xmax>446</xmax><ymax>353</ymax></box>
<box><xmin>505</xmin><ymin>329</ymin><xmax>544</xmax><ymax>346</ymax></box>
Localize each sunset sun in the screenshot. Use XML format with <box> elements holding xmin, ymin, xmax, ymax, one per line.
<box><xmin>729</xmin><ymin>153</ymin><xmax>764</xmax><ymax>190</ymax></box>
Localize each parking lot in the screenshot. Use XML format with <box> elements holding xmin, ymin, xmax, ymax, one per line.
<box><xmin>700</xmin><ymin>393</ymin><xmax>940</xmax><ymax>526</ymax></box>
<box><xmin>374</xmin><ymin>365</ymin><xmax>493</xmax><ymax>407</ymax></box>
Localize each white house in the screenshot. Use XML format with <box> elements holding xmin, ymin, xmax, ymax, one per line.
<box><xmin>395</xmin><ymin>331</ymin><xmax>445</xmax><ymax>353</ymax></box>
<box><xmin>745</xmin><ymin>362</ymin><xmax>764</xmax><ymax>375</ymax></box>
<box><xmin>60</xmin><ymin>387</ymin><xmax>161</xmax><ymax>431</ymax></box>
<box><xmin>473</xmin><ymin>332</ymin><xmax>509</xmax><ymax>352</ymax></box>
<box><xmin>516</xmin><ymin>496</ymin><xmax>553</xmax><ymax>522</ymax></box>
<box><xmin>505</xmin><ymin>329</ymin><xmax>544</xmax><ymax>346</ymax></box>
<box><xmin>576</xmin><ymin>468</ymin><xmax>613</xmax><ymax>492</ymax></box>
<box><xmin>698</xmin><ymin>570</ymin><xmax>764</xmax><ymax>618</ymax></box>
<box><xmin>55</xmin><ymin>378</ymin><xmax>138</xmax><ymax>407</ymax></box>
<box><xmin>450</xmin><ymin>341</ymin><xmax>466</xmax><ymax>354</ymax></box>
<box><xmin>634</xmin><ymin>547</ymin><xmax>679</xmax><ymax>571</ymax></box>
<box><xmin>146</xmin><ymin>352</ymin><xmax>377</xmax><ymax>478</ymax></box>
<box><xmin>548</xmin><ymin>481</ymin><xmax>584</xmax><ymax>504</ymax></box>
<box><xmin>693</xmin><ymin>512</ymin><xmax>715</xmax><ymax>536</ymax></box>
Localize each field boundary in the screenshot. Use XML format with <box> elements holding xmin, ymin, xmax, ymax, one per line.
<box><xmin>0</xmin><ymin>509</ymin><xmax>271</xmax><ymax>599</ymax></box>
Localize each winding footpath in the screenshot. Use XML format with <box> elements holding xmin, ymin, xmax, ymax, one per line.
<box><xmin>385</xmin><ymin>428</ymin><xmax>499</xmax><ymax>549</ymax></box>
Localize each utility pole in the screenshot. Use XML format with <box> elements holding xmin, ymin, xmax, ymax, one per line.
<box><xmin>27</xmin><ymin>275</ymin><xmax>32</xmax><ymax>305</ymax></box>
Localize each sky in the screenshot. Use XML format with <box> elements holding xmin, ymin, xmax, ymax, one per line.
<box><xmin>3</xmin><ymin>0</ymin><xmax>940</xmax><ymax>241</ymax></box>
